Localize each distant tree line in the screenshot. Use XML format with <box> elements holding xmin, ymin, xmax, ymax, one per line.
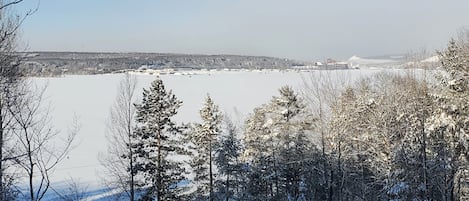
<box><xmin>102</xmin><ymin>34</ymin><xmax>469</xmax><ymax>201</ymax></box>
<box><xmin>20</xmin><ymin>52</ymin><xmax>306</xmax><ymax>77</ymax></box>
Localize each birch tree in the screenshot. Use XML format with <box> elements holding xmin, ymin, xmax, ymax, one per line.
<box><xmin>328</xmin><ymin>73</ymin><xmax>434</xmax><ymax>200</ymax></box>
<box><xmin>9</xmin><ymin>83</ymin><xmax>77</xmax><ymax>201</ymax></box>
<box><xmin>0</xmin><ymin>0</ymin><xmax>36</xmax><ymax>198</ymax></box>
<box><xmin>101</xmin><ymin>73</ymin><xmax>138</xmax><ymax>201</ymax></box>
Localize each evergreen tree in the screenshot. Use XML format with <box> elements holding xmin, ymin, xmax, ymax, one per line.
<box><xmin>429</xmin><ymin>37</ymin><xmax>469</xmax><ymax>200</ymax></box>
<box><xmin>215</xmin><ymin>117</ymin><xmax>243</xmax><ymax>201</ymax></box>
<box><xmin>132</xmin><ymin>78</ymin><xmax>188</xmax><ymax>201</ymax></box>
<box><xmin>190</xmin><ymin>95</ymin><xmax>222</xmax><ymax>201</ymax></box>
<box><xmin>241</xmin><ymin>106</ymin><xmax>274</xmax><ymax>200</ymax></box>
<box><xmin>242</xmin><ymin>86</ymin><xmax>317</xmax><ymax>200</ymax></box>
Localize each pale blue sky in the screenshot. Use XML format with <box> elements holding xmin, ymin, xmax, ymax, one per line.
<box><xmin>15</xmin><ymin>0</ymin><xmax>469</xmax><ymax>61</ymax></box>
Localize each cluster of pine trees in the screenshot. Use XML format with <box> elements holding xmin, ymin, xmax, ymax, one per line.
<box><xmin>103</xmin><ymin>38</ymin><xmax>469</xmax><ymax>201</ymax></box>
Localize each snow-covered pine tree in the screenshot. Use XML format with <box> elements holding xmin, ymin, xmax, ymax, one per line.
<box><xmin>132</xmin><ymin>78</ymin><xmax>188</xmax><ymax>201</ymax></box>
<box><xmin>270</xmin><ymin>86</ymin><xmax>316</xmax><ymax>200</ymax></box>
<box><xmin>241</xmin><ymin>106</ymin><xmax>274</xmax><ymax>200</ymax></box>
<box><xmin>429</xmin><ymin>37</ymin><xmax>469</xmax><ymax>200</ymax></box>
<box><xmin>243</xmin><ymin>86</ymin><xmax>317</xmax><ymax>200</ymax></box>
<box><xmin>215</xmin><ymin>117</ymin><xmax>243</xmax><ymax>201</ymax></box>
<box><xmin>190</xmin><ymin>95</ymin><xmax>222</xmax><ymax>201</ymax></box>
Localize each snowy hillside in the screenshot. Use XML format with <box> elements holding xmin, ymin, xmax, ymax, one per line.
<box><xmin>347</xmin><ymin>54</ymin><xmax>440</xmax><ymax>69</ymax></box>
<box><xmin>347</xmin><ymin>55</ymin><xmax>402</xmax><ymax>68</ymax></box>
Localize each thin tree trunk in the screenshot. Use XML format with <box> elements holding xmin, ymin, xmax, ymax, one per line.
<box><xmin>271</xmin><ymin>138</ymin><xmax>279</xmax><ymax>198</ymax></box>
<box><xmin>442</xmin><ymin>128</ymin><xmax>449</xmax><ymax>201</ymax></box>
<box><xmin>319</xmin><ymin>100</ymin><xmax>329</xmax><ymax>201</ymax></box>
<box><xmin>128</xmin><ymin>133</ymin><xmax>135</xmax><ymax>201</ymax></box>
<box><xmin>329</xmin><ymin>169</ymin><xmax>333</xmax><ymax>201</ymax></box>
<box><xmin>0</xmin><ymin>105</ymin><xmax>3</xmax><ymax>200</ymax></box>
<box><xmin>127</xmin><ymin>99</ymin><xmax>135</xmax><ymax>201</ymax></box>
<box><xmin>225</xmin><ymin>171</ymin><xmax>230</xmax><ymax>201</ymax></box>
<box><xmin>420</xmin><ymin>91</ymin><xmax>429</xmax><ymax>200</ymax></box>
<box><xmin>361</xmin><ymin>157</ymin><xmax>366</xmax><ymax>200</ymax></box>
<box><xmin>421</xmin><ymin>118</ymin><xmax>429</xmax><ymax>200</ymax></box>
<box><xmin>338</xmin><ymin>139</ymin><xmax>342</xmax><ymax>201</ymax></box>
<box><xmin>209</xmin><ymin>135</ymin><xmax>213</xmax><ymax>201</ymax></box>
<box><xmin>28</xmin><ymin>144</ymin><xmax>34</xmax><ymax>201</ymax></box>
<box><xmin>156</xmin><ymin>128</ymin><xmax>162</xmax><ymax>201</ymax></box>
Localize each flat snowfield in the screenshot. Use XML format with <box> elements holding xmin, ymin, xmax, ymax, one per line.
<box><xmin>31</xmin><ymin>69</ymin><xmax>416</xmax><ymax>189</ymax></box>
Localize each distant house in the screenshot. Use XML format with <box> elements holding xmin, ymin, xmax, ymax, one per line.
<box><xmin>326</xmin><ymin>58</ymin><xmax>336</xmax><ymax>64</ymax></box>
<box><xmin>314</xmin><ymin>62</ymin><xmax>323</xmax><ymax>66</ymax></box>
<box><xmin>139</xmin><ymin>64</ymin><xmax>157</xmax><ymax>70</ymax></box>
<box><xmin>325</xmin><ymin>58</ymin><xmax>348</xmax><ymax>69</ymax></box>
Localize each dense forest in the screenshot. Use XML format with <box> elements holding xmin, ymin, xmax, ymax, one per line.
<box><xmin>97</xmin><ymin>35</ymin><xmax>469</xmax><ymax>201</ymax></box>
<box><xmin>20</xmin><ymin>52</ymin><xmax>306</xmax><ymax>76</ymax></box>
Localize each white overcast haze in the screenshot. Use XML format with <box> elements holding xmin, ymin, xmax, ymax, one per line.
<box><xmin>17</xmin><ymin>0</ymin><xmax>469</xmax><ymax>61</ymax></box>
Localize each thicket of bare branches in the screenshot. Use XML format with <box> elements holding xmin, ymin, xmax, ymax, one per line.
<box><xmin>0</xmin><ymin>1</ymin><xmax>80</xmax><ymax>200</ymax></box>
<box><xmin>100</xmin><ymin>73</ymin><xmax>138</xmax><ymax>201</ymax></box>
<box><xmin>9</xmin><ymin>82</ymin><xmax>78</xmax><ymax>201</ymax></box>
<box><xmin>0</xmin><ymin>0</ymin><xmax>28</xmax><ymax>199</ymax></box>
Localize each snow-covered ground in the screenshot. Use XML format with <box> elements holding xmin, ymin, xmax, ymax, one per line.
<box><xmin>28</xmin><ymin>69</ymin><xmax>422</xmax><ymax>200</ymax></box>
<box><xmin>347</xmin><ymin>55</ymin><xmax>400</xmax><ymax>68</ymax></box>
<box><xmin>346</xmin><ymin>55</ymin><xmax>439</xmax><ymax>69</ymax></box>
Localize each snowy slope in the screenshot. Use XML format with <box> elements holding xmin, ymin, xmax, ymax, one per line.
<box><xmin>347</xmin><ymin>55</ymin><xmax>402</xmax><ymax>68</ymax></box>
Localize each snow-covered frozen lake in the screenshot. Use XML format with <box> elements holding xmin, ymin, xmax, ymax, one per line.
<box><xmin>29</xmin><ymin>69</ymin><xmax>419</xmax><ymax>195</ymax></box>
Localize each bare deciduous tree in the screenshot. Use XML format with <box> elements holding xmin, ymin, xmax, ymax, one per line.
<box><xmin>0</xmin><ymin>0</ymin><xmax>39</xmax><ymax>199</ymax></box>
<box><xmin>9</xmin><ymin>82</ymin><xmax>78</xmax><ymax>201</ymax></box>
<box><xmin>301</xmin><ymin>70</ymin><xmax>351</xmax><ymax>201</ymax></box>
<box><xmin>100</xmin><ymin>73</ymin><xmax>138</xmax><ymax>201</ymax></box>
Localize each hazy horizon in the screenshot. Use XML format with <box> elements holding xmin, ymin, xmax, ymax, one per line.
<box><xmin>16</xmin><ymin>0</ymin><xmax>469</xmax><ymax>61</ymax></box>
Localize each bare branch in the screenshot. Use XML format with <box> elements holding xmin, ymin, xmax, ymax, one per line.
<box><xmin>0</xmin><ymin>0</ymin><xmax>24</xmax><ymax>10</ymax></box>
